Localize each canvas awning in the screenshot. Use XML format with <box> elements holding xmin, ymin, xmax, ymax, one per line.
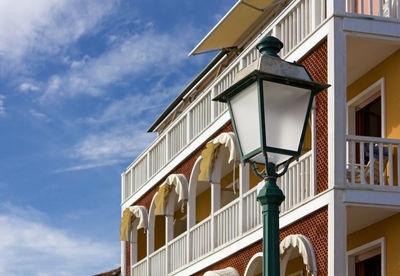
<box><xmin>280</xmin><ymin>234</ymin><xmax>317</xmax><ymax>275</ymax></box>
<box><xmin>119</xmin><ymin>208</ymin><xmax>132</xmax><ymax>241</ymax></box>
<box><xmin>204</xmin><ymin>267</ymin><xmax>240</xmax><ymax>276</ymax></box>
<box><xmin>129</xmin><ymin>205</ymin><xmax>148</xmax><ymax>230</ymax></box>
<box><xmin>189</xmin><ymin>0</ymin><xmax>284</xmax><ymax>55</ymax></box>
<box><xmin>198</xmin><ymin>132</ymin><xmax>239</xmax><ymax>182</ymax></box>
<box><xmin>154</xmin><ymin>174</ymin><xmax>188</xmax><ymax>216</ymax></box>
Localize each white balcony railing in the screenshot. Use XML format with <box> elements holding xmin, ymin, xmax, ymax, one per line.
<box><xmin>149</xmin><ymin>246</ymin><xmax>166</xmax><ymax>276</ymax></box>
<box><xmin>122</xmin><ymin>0</ymin><xmax>328</xmax><ymax>203</ymax></box>
<box><xmin>131</xmin><ymin>150</ymin><xmax>315</xmax><ymax>275</ymax></box>
<box><xmin>346</xmin><ymin>0</ymin><xmax>400</xmax><ymax>18</ymax></box>
<box><xmin>131</xmin><ymin>258</ymin><xmax>147</xmax><ymax>276</ymax></box>
<box><xmin>346</xmin><ymin>135</ymin><xmax>400</xmax><ymax>189</ymax></box>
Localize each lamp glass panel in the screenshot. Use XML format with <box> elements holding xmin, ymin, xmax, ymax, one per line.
<box><xmin>230</xmin><ymin>82</ymin><xmax>260</xmax><ymax>158</ymax></box>
<box><xmin>262</xmin><ymin>80</ymin><xmax>312</xmax><ymax>164</ymax></box>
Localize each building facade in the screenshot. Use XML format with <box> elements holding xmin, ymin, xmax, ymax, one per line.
<box><xmin>120</xmin><ymin>0</ymin><xmax>400</xmax><ymax>275</ymax></box>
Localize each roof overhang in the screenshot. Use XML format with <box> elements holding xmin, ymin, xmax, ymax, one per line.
<box><xmin>189</xmin><ymin>0</ymin><xmax>284</xmax><ymax>56</ymax></box>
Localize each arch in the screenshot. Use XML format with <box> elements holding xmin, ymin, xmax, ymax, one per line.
<box><xmin>280</xmin><ymin>234</ymin><xmax>317</xmax><ymax>276</ymax></box>
<box><xmin>188</xmin><ymin>156</ymin><xmax>203</xmax><ymax>228</ymax></box>
<box><xmin>204</xmin><ymin>267</ymin><xmax>240</xmax><ymax>276</ymax></box>
<box><xmin>244</xmin><ymin>252</ymin><xmax>263</xmax><ymax>276</ymax></box>
<box><xmin>148</xmin><ymin>191</ymin><xmax>161</xmax><ymax>253</ymax></box>
<box><xmin>154</xmin><ymin>174</ymin><xmax>188</xmax><ymax>216</ymax></box>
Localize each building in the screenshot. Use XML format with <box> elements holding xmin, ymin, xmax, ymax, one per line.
<box><xmin>119</xmin><ymin>0</ymin><xmax>400</xmax><ymax>275</ymax></box>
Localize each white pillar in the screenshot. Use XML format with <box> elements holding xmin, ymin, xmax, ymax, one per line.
<box><xmin>211</xmin><ymin>181</ymin><xmax>221</xmax><ymax>249</ymax></box>
<box><xmin>121</xmin><ymin>241</ymin><xmax>126</xmax><ymax>276</ymax></box>
<box><xmin>239</xmin><ymin>163</ymin><xmax>250</xmax><ymax>235</ymax></box>
<box><xmin>327</xmin><ymin>16</ymin><xmax>347</xmax><ymax>275</ymax></box>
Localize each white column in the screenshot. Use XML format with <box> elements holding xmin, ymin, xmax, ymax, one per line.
<box><xmin>327</xmin><ymin>16</ymin><xmax>347</xmax><ymax>275</ymax></box>
<box><xmin>165</xmin><ymin>215</ymin><xmax>174</xmax><ymax>274</ymax></box>
<box><xmin>211</xmin><ymin>181</ymin><xmax>221</xmax><ymax>249</ymax></box>
<box><xmin>121</xmin><ymin>241</ymin><xmax>126</xmax><ymax>276</ymax></box>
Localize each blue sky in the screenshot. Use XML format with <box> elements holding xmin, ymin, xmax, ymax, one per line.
<box><xmin>0</xmin><ymin>1</ymin><xmax>235</xmax><ymax>275</ymax></box>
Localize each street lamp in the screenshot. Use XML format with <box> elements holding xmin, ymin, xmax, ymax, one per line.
<box><xmin>213</xmin><ymin>36</ymin><xmax>329</xmax><ymax>276</ymax></box>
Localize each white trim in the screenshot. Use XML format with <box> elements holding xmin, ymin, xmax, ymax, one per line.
<box><xmin>121</xmin><ymin>241</ymin><xmax>126</xmax><ymax>276</ymax></box>
<box><xmin>344</xmin><ymin>189</ymin><xmax>400</xmax><ymax>207</ymax></box>
<box><xmin>347</xmin><ymin>77</ymin><xmax>386</xmax><ymax>138</ymax></box>
<box><xmin>244</xmin><ymin>252</ymin><xmax>263</xmax><ymax>276</ymax></box>
<box><xmin>346</xmin><ymin>237</ymin><xmax>386</xmax><ymax>276</ymax></box>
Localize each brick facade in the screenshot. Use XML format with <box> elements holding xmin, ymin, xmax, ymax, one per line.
<box><xmin>192</xmin><ymin>207</ymin><xmax>328</xmax><ymax>276</ymax></box>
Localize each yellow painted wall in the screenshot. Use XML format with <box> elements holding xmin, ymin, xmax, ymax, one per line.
<box><xmin>285</xmin><ymin>256</ymin><xmax>307</xmax><ymax>275</ymax></box>
<box><xmin>174</xmin><ymin>207</ymin><xmax>187</xmax><ymax>238</ymax></box>
<box><xmin>137</xmin><ymin>229</ymin><xmax>147</xmax><ymax>261</ymax></box>
<box><xmin>347</xmin><ymin>212</ymin><xmax>400</xmax><ymax>275</ymax></box>
<box><xmin>154</xmin><ymin>215</ymin><xmax>165</xmax><ymax>251</ymax></box>
<box><xmin>220</xmin><ymin>166</ymin><xmax>239</xmax><ymax>207</ymax></box>
<box><xmin>196</xmin><ymin>185</ymin><xmax>211</xmax><ymax>223</ymax></box>
<box><xmin>250</xmin><ymin>164</ymin><xmax>265</xmax><ymax>189</ymax></box>
<box><xmin>347</xmin><ymin>49</ymin><xmax>400</xmax><ymax>139</ymax></box>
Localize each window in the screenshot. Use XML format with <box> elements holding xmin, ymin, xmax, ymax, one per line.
<box><xmin>347</xmin><ymin>237</ymin><xmax>385</xmax><ymax>276</ymax></box>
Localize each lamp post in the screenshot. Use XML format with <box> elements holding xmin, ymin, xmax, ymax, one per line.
<box><xmin>213</xmin><ymin>36</ymin><xmax>329</xmax><ymax>276</ymax></box>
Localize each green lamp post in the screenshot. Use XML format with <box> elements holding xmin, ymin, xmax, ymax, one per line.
<box><xmin>213</xmin><ymin>36</ymin><xmax>329</xmax><ymax>276</ymax></box>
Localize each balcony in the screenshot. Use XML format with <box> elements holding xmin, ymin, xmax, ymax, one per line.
<box><xmin>346</xmin><ymin>135</ymin><xmax>400</xmax><ymax>189</ymax></box>
<box><xmin>130</xmin><ymin>151</ymin><xmax>315</xmax><ymax>276</ymax></box>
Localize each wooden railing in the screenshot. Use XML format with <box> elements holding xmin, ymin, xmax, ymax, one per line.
<box><xmin>168</xmin><ymin>233</ymin><xmax>187</xmax><ymax>273</ymax></box>
<box><xmin>121</xmin><ymin>0</ymin><xmax>329</xmax><ymax>203</ymax></box>
<box><xmin>149</xmin><ymin>246</ymin><xmax>166</xmax><ymax>276</ymax></box>
<box><xmin>189</xmin><ymin>217</ymin><xmax>212</xmax><ymax>261</ymax></box>
<box><xmin>346</xmin><ymin>135</ymin><xmax>400</xmax><ymax>188</ymax></box>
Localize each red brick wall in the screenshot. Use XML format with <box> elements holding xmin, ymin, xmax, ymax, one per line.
<box><xmin>299</xmin><ymin>40</ymin><xmax>328</xmax><ymax>194</ymax></box>
<box><xmin>192</xmin><ymin>207</ymin><xmax>328</xmax><ymax>276</ymax></box>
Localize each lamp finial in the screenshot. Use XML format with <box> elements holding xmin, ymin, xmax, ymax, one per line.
<box><xmin>256</xmin><ymin>36</ymin><xmax>283</xmax><ymax>58</ymax></box>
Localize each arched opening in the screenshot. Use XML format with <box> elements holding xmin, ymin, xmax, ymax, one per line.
<box><xmin>127</xmin><ymin>206</ymin><xmax>148</xmax><ymax>265</ymax></box>
<box><xmin>244</xmin><ymin>252</ymin><xmax>263</xmax><ymax>276</ymax></box>
<box><xmin>280</xmin><ymin>234</ymin><xmax>317</xmax><ymax>276</ymax></box>
<box><xmin>148</xmin><ymin>192</ymin><xmax>166</xmax><ymax>254</ymax></box>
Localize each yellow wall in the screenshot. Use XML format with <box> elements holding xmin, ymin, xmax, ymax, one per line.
<box><xmin>285</xmin><ymin>256</ymin><xmax>307</xmax><ymax>275</ymax></box>
<box><xmin>196</xmin><ymin>186</ymin><xmax>211</xmax><ymax>223</ymax></box>
<box><xmin>174</xmin><ymin>207</ymin><xmax>187</xmax><ymax>238</ymax></box>
<box><xmin>220</xmin><ymin>166</ymin><xmax>239</xmax><ymax>207</ymax></box>
<box><xmin>250</xmin><ymin>164</ymin><xmax>265</xmax><ymax>189</ymax></box>
<box><xmin>347</xmin><ymin>49</ymin><xmax>400</xmax><ymax>139</ymax></box>
<box><xmin>137</xmin><ymin>229</ymin><xmax>147</xmax><ymax>261</ymax></box>
<box><xmin>154</xmin><ymin>215</ymin><xmax>165</xmax><ymax>251</ymax></box>
<box><xmin>347</xmin><ymin>212</ymin><xmax>400</xmax><ymax>275</ymax></box>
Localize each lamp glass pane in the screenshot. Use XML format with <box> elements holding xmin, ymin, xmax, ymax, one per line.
<box><xmin>230</xmin><ymin>82</ymin><xmax>260</xmax><ymax>158</ymax></box>
<box><xmin>262</xmin><ymin>80</ymin><xmax>312</xmax><ymax>164</ymax></box>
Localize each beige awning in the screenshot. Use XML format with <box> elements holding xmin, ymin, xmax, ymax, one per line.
<box><xmin>129</xmin><ymin>205</ymin><xmax>148</xmax><ymax>230</ymax></box>
<box><xmin>154</xmin><ymin>174</ymin><xmax>188</xmax><ymax>216</ymax></box>
<box><xmin>189</xmin><ymin>0</ymin><xmax>284</xmax><ymax>55</ymax></box>
<box><xmin>204</xmin><ymin>267</ymin><xmax>240</xmax><ymax>276</ymax></box>
<box><xmin>198</xmin><ymin>132</ymin><xmax>239</xmax><ymax>182</ymax></box>
<box><xmin>119</xmin><ymin>208</ymin><xmax>132</xmax><ymax>241</ymax></box>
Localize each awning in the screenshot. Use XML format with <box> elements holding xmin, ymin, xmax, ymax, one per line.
<box><xmin>189</xmin><ymin>0</ymin><xmax>284</xmax><ymax>55</ymax></box>
<box><xmin>280</xmin><ymin>234</ymin><xmax>317</xmax><ymax>275</ymax></box>
<box><xmin>119</xmin><ymin>208</ymin><xmax>132</xmax><ymax>241</ymax></box>
<box><xmin>154</xmin><ymin>174</ymin><xmax>188</xmax><ymax>216</ymax></box>
<box><xmin>129</xmin><ymin>205</ymin><xmax>148</xmax><ymax>231</ymax></box>
<box><xmin>204</xmin><ymin>267</ymin><xmax>240</xmax><ymax>276</ymax></box>
<box><xmin>198</xmin><ymin>132</ymin><xmax>239</xmax><ymax>182</ymax></box>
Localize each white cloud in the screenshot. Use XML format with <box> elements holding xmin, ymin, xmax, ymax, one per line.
<box><xmin>0</xmin><ymin>0</ymin><xmax>116</xmax><ymax>65</ymax></box>
<box><xmin>19</xmin><ymin>83</ymin><xmax>40</xmax><ymax>92</ymax></box>
<box><xmin>29</xmin><ymin>109</ymin><xmax>47</xmax><ymax>119</ymax></box>
<box><xmin>41</xmin><ymin>27</ymin><xmax>197</xmax><ymax>101</ymax></box>
<box><xmin>54</xmin><ymin>159</ymin><xmax>124</xmax><ymax>173</ymax></box>
<box><xmin>71</xmin><ymin>124</ymin><xmax>155</xmax><ymax>162</ymax></box>
<box><xmin>0</xmin><ymin>94</ymin><xmax>5</xmax><ymax>116</ymax></box>
<box><xmin>0</xmin><ymin>204</ymin><xmax>119</xmax><ymax>276</ymax></box>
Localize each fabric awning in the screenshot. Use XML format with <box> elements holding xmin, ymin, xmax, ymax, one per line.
<box><xmin>204</xmin><ymin>267</ymin><xmax>240</xmax><ymax>276</ymax></box>
<box><xmin>129</xmin><ymin>205</ymin><xmax>148</xmax><ymax>230</ymax></box>
<box><xmin>198</xmin><ymin>132</ymin><xmax>239</xmax><ymax>182</ymax></box>
<box><xmin>154</xmin><ymin>174</ymin><xmax>188</xmax><ymax>216</ymax></box>
<box><xmin>189</xmin><ymin>0</ymin><xmax>283</xmax><ymax>55</ymax></box>
<box><xmin>119</xmin><ymin>208</ymin><xmax>132</xmax><ymax>241</ymax></box>
<box><xmin>280</xmin><ymin>234</ymin><xmax>317</xmax><ymax>274</ymax></box>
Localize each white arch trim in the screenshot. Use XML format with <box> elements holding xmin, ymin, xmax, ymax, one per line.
<box><xmin>204</xmin><ymin>267</ymin><xmax>240</xmax><ymax>276</ymax></box>
<box><xmin>129</xmin><ymin>205</ymin><xmax>148</xmax><ymax>230</ymax></box>
<box><xmin>280</xmin><ymin>234</ymin><xmax>317</xmax><ymax>276</ymax></box>
<box><xmin>244</xmin><ymin>252</ymin><xmax>263</xmax><ymax>276</ymax></box>
<box><xmin>148</xmin><ymin>191</ymin><xmax>158</xmax><ymax>253</ymax></box>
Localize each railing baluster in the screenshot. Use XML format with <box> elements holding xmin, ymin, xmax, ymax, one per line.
<box><xmin>369</xmin><ymin>143</ymin><xmax>374</xmax><ymax>185</ymax></box>
<box><xmin>389</xmin><ymin>144</ymin><xmax>393</xmax><ymax>186</ymax></box>
<box><xmin>379</xmin><ymin>143</ymin><xmax>384</xmax><ymax>185</ymax></box>
<box><xmin>360</xmin><ymin>142</ymin><xmax>365</xmax><ymax>184</ymax></box>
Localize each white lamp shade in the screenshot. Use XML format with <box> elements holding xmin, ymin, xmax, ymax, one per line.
<box><xmin>262</xmin><ymin>80</ymin><xmax>312</xmax><ymax>165</ymax></box>
<box><xmin>230</xmin><ymin>82</ymin><xmax>261</xmax><ymax>157</ymax></box>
